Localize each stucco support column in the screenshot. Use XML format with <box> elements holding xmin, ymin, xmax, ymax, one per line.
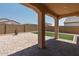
<box><xmin>54</xmin><ymin>18</ymin><xmax>59</xmax><ymax>39</ymax></box>
<box><xmin>38</xmin><ymin>12</ymin><xmax>45</xmax><ymax>48</ymax></box>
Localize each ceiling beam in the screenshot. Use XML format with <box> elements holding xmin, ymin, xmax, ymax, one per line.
<box><xmin>41</xmin><ymin>4</ymin><xmax>59</xmax><ymax>19</ymax></box>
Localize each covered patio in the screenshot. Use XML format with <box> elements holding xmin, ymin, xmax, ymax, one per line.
<box><xmin>22</xmin><ymin>3</ymin><xmax>79</xmax><ymax>48</ymax></box>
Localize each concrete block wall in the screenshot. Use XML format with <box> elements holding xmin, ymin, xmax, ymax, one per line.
<box><xmin>16</xmin><ymin>25</ymin><xmax>25</xmax><ymax>33</ymax></box>
<box><xmin>25</xmin><ymin>24</ymin><xmax>37</xmax><ymax>32</ymax></box>
<box><xmin>0</xmin><ymin>24</ymin><xmax>79</xmax><ymax>35</ymax></box>
<box><xmin>6</xmin><ymin>24</ymin><xmax>16</xmax><ymax>34</ymax></box>
<box><xmin>0</xmin><ymin>24</ymin><xmax>37</xmax><ymax>34</ymax></box>
<box><xmin>45</xmin><ymin>26</ymin><xmax>79</xmax><ymax>34</ymax></box>
<box><xmin>0</xmin><ymin>24</ymin><xmax>5</xmax><ymax>34</ymax></box>
<box><xmin>59</xmin><ymin>26</ymin><xmax>79</xmax><ymax>34</ymax></box>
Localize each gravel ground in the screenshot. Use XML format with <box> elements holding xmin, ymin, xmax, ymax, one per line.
<box><xmin>0</xmin><ymin>32</ymin><xmax>52</xmax><ymax>56</ymax></box>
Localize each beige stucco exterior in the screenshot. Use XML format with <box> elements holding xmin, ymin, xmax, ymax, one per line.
<box><xmin>64</xmin><ymin>17</ymin><xmax>79</xmax><ymax>26</ymax></box>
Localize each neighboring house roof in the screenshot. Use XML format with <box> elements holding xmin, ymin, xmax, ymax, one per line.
<box><xmin>64</xmin><ymin>16</ymin><xmax>79</xmax><ymax>24</ymax></box>
<box><xmin>0</xmin><ymin>18</ymin><xmax>20</xmax><ymax>24</ymax></box>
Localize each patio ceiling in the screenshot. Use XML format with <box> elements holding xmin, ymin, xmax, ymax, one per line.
<box><xmin>43</xmin><ymin>4</ymin><xmax>79</xmax><ymax>17</ymax></box>
<box><xmin>22</xmin><ymin>3</ymin><xmax>79</xmax><ymax>19</ymax></box>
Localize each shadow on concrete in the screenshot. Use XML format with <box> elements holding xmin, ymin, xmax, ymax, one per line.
<box><xmin>9</xmin><ymin>39</ymin><xmax>79</xmax><ymax>56</ymax></box>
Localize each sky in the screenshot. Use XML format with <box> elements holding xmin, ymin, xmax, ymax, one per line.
<box><xmin>0</xmin><ymin>3</ymin><xmax>65</xmax><ymax>26</ymax></box>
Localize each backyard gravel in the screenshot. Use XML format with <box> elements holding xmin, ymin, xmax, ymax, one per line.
<box><xmin>0</xmin><ymin>32</ymin><xmax>52</xmax><ymax>56</ymax></box>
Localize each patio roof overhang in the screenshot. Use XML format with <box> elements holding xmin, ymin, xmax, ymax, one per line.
<box><xmin>21</xmin><ymin>3</ymin><xmax>79</xmax><ymax>48</ymax></box>
<box><xmin>22</xmin><ymin>3</ymin><xmax>79</xmax><ymax>19</ymax></box>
